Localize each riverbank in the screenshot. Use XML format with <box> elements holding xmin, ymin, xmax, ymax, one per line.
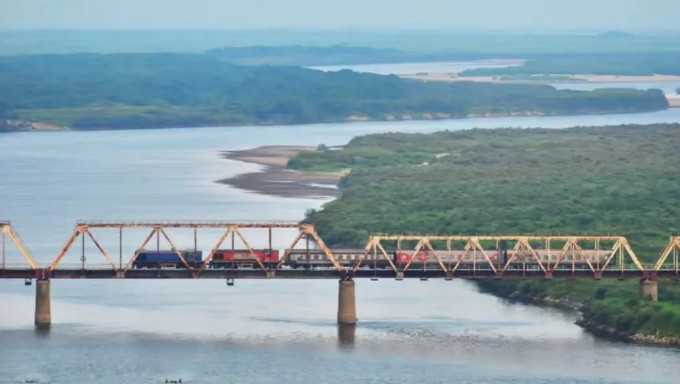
<box><xmin>1</xmin><ymin>119</ymin><xmax>65</xmax><ymax>132</ymax></box>
<box><xmin>217</xmin><ymin>146</ymin><xmax>347</xmax><ymax>198</ymax></box>
<box><xmin>476</xmin><ymin>280</ymin><xmax>680</xmax><ymax>347</ymax></box>
<box><xmin>401</xmin><ymin>72</ymin><xmax>680</xmax><ymax>84</ymax></box>
<box><xmin>667</xmin><ymin>95</ymin><xmax>680</xmax><ymax>108</ymax></box>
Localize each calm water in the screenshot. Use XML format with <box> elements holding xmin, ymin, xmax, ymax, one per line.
<box><xmin>2</xmin><ymin>100</ymin><xmax>680</xmax><ymax>383</ymax></box>
<box><xmin>314</xmin><ymin>61</ymin><xmax>680</xmax><ymax>97</ymax></box>
<box><xmin>309</xmin><ymin>59</ymin><xmax>522</xmax><ymax>75</ymax></box>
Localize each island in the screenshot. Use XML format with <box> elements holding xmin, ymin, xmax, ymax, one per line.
<box><xmin>284</xmin><ymin>123</ymin><xmax>680</xmax><ymax>345</ymax></box>
<box><xmin>0</xmin><ymin>53</ymin><xmax>669</xmax><ymax>131</ymax></box>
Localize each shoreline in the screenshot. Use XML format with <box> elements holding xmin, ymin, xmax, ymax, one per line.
<box><xmin>476</xmin><ymin>282</ymin><xmax>680</xmax><ymax>348</ymax></box>
<box><xmin>7</xmin><ymin>104</ymin><xmax>673</xmax><ymax>133</ymax></box>
<box><xmin>216</xmin><ymin>146</ymin><xmax>347</xmax><ymax>199</ymax></box>
<box><xmin>400</xmin><ymin>72</ymin><xmax>680</xmax><ymax>84</ymax></box>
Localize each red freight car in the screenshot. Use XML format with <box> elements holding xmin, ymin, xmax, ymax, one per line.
<box><xmin>209</xmin><ymin>249</ymin><xmax>279</xmax><ymax>269</ymax></box>
<box><xmin>394</xmin><ymin>250</ymin><xmax>430</xmax><ymax>264</ymax></box>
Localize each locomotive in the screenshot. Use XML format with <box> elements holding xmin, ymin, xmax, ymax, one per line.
<box><xmin>132</xmin><ymin>249</ymin><xmax>279</xmax><ymax>269</ymax></box>
<box><xmin>133</xmin><ymin>249</ymin><xmax>203</xmax><ymax>269</ymax></box>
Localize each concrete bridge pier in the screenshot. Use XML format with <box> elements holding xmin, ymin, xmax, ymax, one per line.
<box><xmin>34</xmin><ymin>279</ymin><xmax>51</xmax><ymax>328</ymax></box>
<box><xmin>337</xmin><ymin>323</ymin><xmax>356</xmax><ymax>347</ymax></box>
<box><xmin>640</xmin><ymin>279</ymin><xmax>658</xmax><ymax>301</ymax></box>
<box><xmin>337</xmin><ymin>280</ymin><xmax>357</xmax><ymax>325</ymax></box>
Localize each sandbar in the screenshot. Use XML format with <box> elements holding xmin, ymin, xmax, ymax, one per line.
<box><xmin>216</xmin><ymin>146</ymin><xmax>348</xmax><ymax>199</ymax></box>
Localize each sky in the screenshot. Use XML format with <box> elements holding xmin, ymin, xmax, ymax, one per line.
<box><xmin>1</xmin><ymin>0</ymin><xmax>678</xmax><ymax>32</ymax></box>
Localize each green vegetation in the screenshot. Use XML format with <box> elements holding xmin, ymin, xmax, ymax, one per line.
<box><xmin>0</xmin><ymin>53</ymin><xmax>667</xmax><ymax>130</ymax></box>
<box><xmin>290</xmin><ymin>124</ymin><xmax>680</xmax><ymax>342</ymax></box>
<box><xmin>478</xmin><ymin>279</ymin><xmax>680</xmax><ymax>339</ymax></box>
<box><xmin>461</xmin><ymin>54</ymin><xmax>680</xmax><ymax>77</ymax></box>
<box><xmin>206</xmin><ymin>45</ymin><xmax>439</xmax><ymax>66</ymax></box>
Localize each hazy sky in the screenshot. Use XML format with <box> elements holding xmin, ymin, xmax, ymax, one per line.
<box><xmin>1</xmin><ymin>0</ymin><xmax>678</xmax><ymax>31</ymax></box>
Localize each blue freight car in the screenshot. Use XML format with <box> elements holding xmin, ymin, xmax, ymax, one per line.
<box><xmin>133</xmin><ymin>249</ymin><xmax>203</xmax><ymax>269</ymax></box>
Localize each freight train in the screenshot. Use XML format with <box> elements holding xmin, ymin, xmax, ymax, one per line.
<box><xmin>132</xmin><ymin>248</ymin><xmax>611</xmax><ymax>269</ymax></box>
<box><xmin>286</xmin><ymin>249</ymin><xmax>612</xmax><ymax>269</ymax></box>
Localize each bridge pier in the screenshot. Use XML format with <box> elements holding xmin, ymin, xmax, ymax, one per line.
<box><xmin>34</xmin><ymin>279</ymin><xmax>51</xmax><ymax>328</ymax></box>
<box><xmin>337</xmin><ymin>323</ymin><xmax>356</xmax><ymax>347</ymax></box>
<box><xmin>337</xmin><ymin>280</ymin><xmax>357</xmax><ymax>325</ymax></box>
<box><xmin>640</xmin><ymin>279</ymin><xmax>658</xmax><ymax>301</ymax></box>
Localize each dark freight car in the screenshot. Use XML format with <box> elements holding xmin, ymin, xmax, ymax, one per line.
<box><xmin>133</xmin><ymin>249</ymin><xmax>203</xmax><ymax>269</ymax></box>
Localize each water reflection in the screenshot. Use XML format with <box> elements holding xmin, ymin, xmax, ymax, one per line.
<box><xmin>337</xmin><ymin>324</ymin><xmax>356</xmax><ymax>348</ymax></box>
<box><xmin>34</xmin><ymin>326</ymin><xmax>50</xmax><ymax>337</ymax></box>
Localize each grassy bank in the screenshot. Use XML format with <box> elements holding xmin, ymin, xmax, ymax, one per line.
<box><xmin>289</xmin><ymin>124</ymin><xmax>680</xmax><ymax>344</ymax></box>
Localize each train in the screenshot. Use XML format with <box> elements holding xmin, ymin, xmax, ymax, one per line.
<box><xmin>132</xmin><ymin>248</ymin><xmax>611</xmax><ymax>269</ymax></box>
<box><xmin>286</xmin><ymin>249</ymin><xmax>612</xmax><ymax>269</ymax></box>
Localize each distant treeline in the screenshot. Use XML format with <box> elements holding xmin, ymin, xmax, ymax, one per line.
<box><xmin>0</xmin><ymin>53</ymin><xmax>669</xmax><ymax>130</ymax></box>
<box><xmin>206</xmin><ymin>45</ymin><xmax>428</xmax><ymax>66</ymax></box>
<box><xmin>461</xmin><ymin>54</ymin><xmax>680</xmax><ymax>76</ymax></box>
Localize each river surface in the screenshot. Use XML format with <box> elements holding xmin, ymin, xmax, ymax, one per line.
<box><xmin>2</xmin><ymin>74</ymin><xmax>680</xmax><ymax>383</ymax></box>
<box><xmin>309</xmin><ymin>59</ymin><xmax>522</xmax><ymax>75</ymax></box>
<box><xmin>313</xmin><ymin>61</ymin><xmax>680</xmax><ymax>97</ymax></box>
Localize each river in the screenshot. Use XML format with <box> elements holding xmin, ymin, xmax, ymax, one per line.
<box><xmin>312</xmin><ymin>61</ymin><xmax>680</xmax><ymax>99</ymax></box>
<box><xmin>2</xmin><ymin>80</ymin><xmax>680</xmax><ymax>383</ymax></box>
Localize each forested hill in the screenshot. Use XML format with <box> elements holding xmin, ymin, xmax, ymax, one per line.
<box><xmin>0</xmin><ymin>53</ymin><xmax>669</xmax><ymax>130</ymax></box>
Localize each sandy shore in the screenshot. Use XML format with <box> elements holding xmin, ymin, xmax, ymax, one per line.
<box><xmin>400</xmin><ymin>72</ymin><xmax>680</xmax><ymax>84</ymax></box>
<box><xmin>400</xmin><ymin>73</ymin><xmax>496</xmax><ymax>82</ymax></box>
<box><xmin>217</xmin><ymin>146</ymin><xmax>348</xmax><ymax>198</ymax></box>
<box><xmin>571</xmin><ymin>74</ymin><xmax>680</xmax><ymax>83</ymax></box>
<box><xmin>2</xmin><ymin>120</ymin><xmax>65</xmax><ymax>131</ymax></box>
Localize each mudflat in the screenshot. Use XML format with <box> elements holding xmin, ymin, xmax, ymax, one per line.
<box><xmin>217</xmin><ymin>146</ymin><xmax>347</xmax><ymax>198</ymax></box>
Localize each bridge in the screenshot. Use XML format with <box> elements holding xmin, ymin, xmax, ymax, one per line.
<box><xmin>1</xmin><ymin>221</ymin><xmax>678</xmax><ymax>328</ymax></box>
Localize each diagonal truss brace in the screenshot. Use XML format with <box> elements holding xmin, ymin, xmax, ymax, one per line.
<box><xmin>271</xmin><ymin>224</ymin><xmax>344</xmax><ymax>274</ymax></box>
<box><xmin>49</xmin><ymin>225</ymin><xmax>117</xmax><ymax>271</ymax></box>
<box><xmin>598</xmin><ymin>237</ymin><xmax>644</xmax><ymax>272</ymax></box>
<box><xmin>1</xmin><ymin>222</ymin><xmax>38</xmax><ymax>269</ymax></box>
<box><xmin>452</xmin><ymin>237</ymin><xmax>497</xmax><ymax>274</ymax></box>
<box><xmin>653</xmin><ymin>236</ymin><xmax>680</xmax><ymax>272</ymax></box>
<box><xmin>351</xmin><ymin>236</ymin><xmax>398</xmax><ymax>275</ymax></box>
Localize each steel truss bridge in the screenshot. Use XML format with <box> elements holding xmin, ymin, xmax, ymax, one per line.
<box><xmin>1</xmin><ymin>221</ymin><xmax>679</xmax><ymax>281</ymax></box>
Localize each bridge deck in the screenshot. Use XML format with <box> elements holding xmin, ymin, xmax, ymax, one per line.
<box><xmin>2</xmin><ymin>268</ymin><xmax>677</xmax><ymax>280</ymax></box>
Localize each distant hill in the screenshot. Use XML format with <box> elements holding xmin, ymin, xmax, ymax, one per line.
<box><xmin>206</xmin><ymin>45</ymin><xmax>443</xmax><ymax>66</ymax></box>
